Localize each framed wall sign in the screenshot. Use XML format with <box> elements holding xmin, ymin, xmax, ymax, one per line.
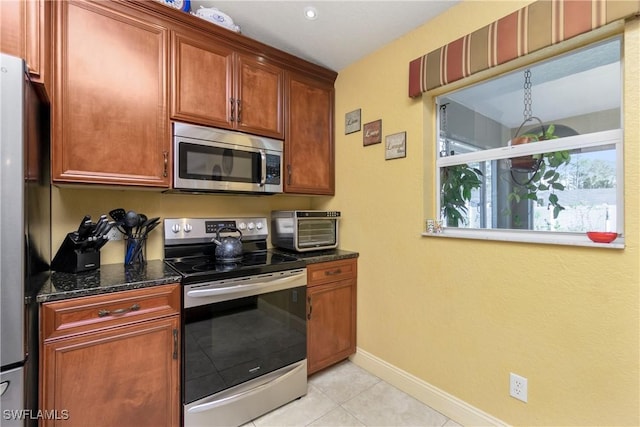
<box><xmin>345</xmin><ymin>109</ymin><xmax>361</xmax><ymax>134</ymax></box>
<box><xmin>363</xmin><ymin>119</ymin><xmax>382</xmax><ymax>146</ymax></box>
<box><xmin>385</xmin><ymin>131</ymin><xmax>406</xmax><ymax>160</ymax></box>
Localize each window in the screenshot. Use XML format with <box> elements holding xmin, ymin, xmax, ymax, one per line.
<box><xmin>435</xmin><ymin>37</ymin><xmax>623</xmax><ymax>246</ymax></box>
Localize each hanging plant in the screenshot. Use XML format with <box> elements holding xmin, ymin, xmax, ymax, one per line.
<box><xmin>441</xmin><ymin>164</ymin><xmax>483</xmax><ymax>227</ymax></box>
<box><xmin>507</xmin><ymin>124</ymin><xmax>571</xmax><ymax>219</ymax></box>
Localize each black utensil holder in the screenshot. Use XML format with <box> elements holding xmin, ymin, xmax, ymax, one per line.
<box><xmin>51</xmin><ymin>233</ymin><xmax>100</xmax><ymax>273</ymax></box>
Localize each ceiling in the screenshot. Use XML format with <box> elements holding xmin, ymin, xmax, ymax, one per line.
<box><xmin>188</xmin><ymin>1</ymin><xmax>460</xmax><ymax>71</ymax></box>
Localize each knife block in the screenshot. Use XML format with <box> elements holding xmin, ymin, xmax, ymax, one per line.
<box><xmin>51</xmin><ymin>233</ymin><xmax>101</xmax><ymax>273</ymax></box>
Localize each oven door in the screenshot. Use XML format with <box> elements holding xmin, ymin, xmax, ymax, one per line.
<box><xmin>183</xmin><ymin>269</ymin><xmax>307</xmax><ymax>426</ymax></box>
<box><xmin>173</xmin><ymin>125</ymin><xmax>282</xmax><ymax>194</ymax></box>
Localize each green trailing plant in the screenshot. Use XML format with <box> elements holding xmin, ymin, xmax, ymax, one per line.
<box><xmin>508</xmin><ymin>124</ymin><xmax>571</xmax><ymax>219</ymax></box>
<box><xmin>440</xmin><ymin>164</ymin><xmax>483</xmax><ymax>227</ymax></box>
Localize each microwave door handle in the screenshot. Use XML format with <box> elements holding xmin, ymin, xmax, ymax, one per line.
<box><xmin>259</xmin><ymin>149</ymin><xmax>267</xmax><ymax>187</ymax></box>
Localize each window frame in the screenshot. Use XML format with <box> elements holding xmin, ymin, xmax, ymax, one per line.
<box><xmin>427</xmin><ymin>39</ymin><xmax>625</xmax><ymax>249</ymax></box>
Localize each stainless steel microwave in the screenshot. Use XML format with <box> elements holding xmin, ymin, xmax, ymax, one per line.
<box><xmin>173</xmin><ymin>122</ymin><xmax>283</xmax><ymax>194</ymax></box>
<box><xmin>271</xmin><ymin>210</ymin><xmax>340</xmax><ymax>252</ymax></box>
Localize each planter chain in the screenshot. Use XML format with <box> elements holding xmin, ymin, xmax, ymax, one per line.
<box><xmin>523</xmin><ymin>69</ymin><xmax>532</xmax><ymax>120</ymax></box>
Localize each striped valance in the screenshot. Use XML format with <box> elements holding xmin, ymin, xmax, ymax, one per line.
<box><xmin>408</xmin><ymin>0</ymin><xmax>640</xmax><ymax>97</ymax></box>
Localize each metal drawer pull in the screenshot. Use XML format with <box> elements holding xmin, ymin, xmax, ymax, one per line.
<box><xmin>325</xmin><ymin>269</ymin><xmax>342</xmax><ymax>276</ymax></box>
<box><xmin>98</xmin><ymin>303</ymin><xmax>140</xmax><ymax>318</ymax></box>
<box><xmin>307</xmin><ymin>296</ymin><xmax>312</xmax><ymax>320</ymax></box>
<box><xmin>173</xmin><ymin>329</ymin><xmax>178</xmax><ymax>360</ymax></box>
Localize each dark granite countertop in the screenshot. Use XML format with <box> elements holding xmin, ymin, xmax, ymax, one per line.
<box><xmin>39</xmin><ymin>250</ymin><xmax>358</xmax><ymax>303</ymax></box>
<box><xmin>274</xmin><ymin>248</ymin><xmax>359</xmax><ymax>265</ymax></box>
<box><xmin>37</xmin><ymin>260</ymin><xmax>182</xmax><ymax>303</ymax></box>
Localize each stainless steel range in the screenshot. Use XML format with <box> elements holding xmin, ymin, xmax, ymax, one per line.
<box><xmin>164</xmin><ymin>217</ymin><xmax>308</xmax><ymax>427</ymax></box>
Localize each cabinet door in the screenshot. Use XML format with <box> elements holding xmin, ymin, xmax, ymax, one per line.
<box><xmin>285</xmin><ymin>73</ymin><xmax>334</xmax><ymax>195</ymax></box>
<box><xmin>41</xmin><ymin>316</ymin><xmax>180</xmax><ymax>427</ymax></box>
<box><xmin>307</xmin><ymin>278</ymin><xmax>356</xmax><ymax>375</ymax></box>
<box><xmin>1</xmin><ymin>0</ymin><xmax>49</xmax><ymax>89</ymax></box>
<box><xmin>52</xmin><ymin>1</ymin><xmax>170</xmax><ymax>187</ymax></box>
<box><xmin>235</xmin><ymin>53</ymin><xmax>284</xmax><ymax>139</ymax></box>
<box><xmin>1</xmin><ymin>1</ymin><xmax>24</xmax><ymax>62</ymax></box>
<box><xmin>171</xmin><ymin>30</ymin><xmax>234</xmax><ymax>129</ymax></box>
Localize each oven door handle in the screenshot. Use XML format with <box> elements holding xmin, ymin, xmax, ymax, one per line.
<box><xmin>187</xmin><ymin>360</ymin><xmax>306</xmax><ymax>414</ymax></box>
<box><xmin>186</xmin><ymin>272</ymin><xmax>304</xmax><ymax>298</ymax></box>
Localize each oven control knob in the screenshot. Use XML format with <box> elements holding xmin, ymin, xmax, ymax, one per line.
<box><xmin>238</xmin><ymin>222</ymin><xmax>247</xmax><ymax>231</ymax></box>
<box><xmin>247</xmin><ymin>222</ymin><xmax>255</xmax><ymax>230</ymax></box>
<box><xmin>184</xmin><ymin>224</ymin><xmax>193</xmax><ymax>233</ymax></box>
<box><xmin>256</xmin><ymin>222</ymin><xmax>263</xmax><ymax>230</ymax></box>
<box><xmin>171</xmin><ymin>224</ymin><xmax>181</xmax><ymax>233</ymax></box>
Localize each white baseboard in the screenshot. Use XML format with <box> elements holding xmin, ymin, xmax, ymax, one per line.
<box><xmin>350</xmin><ymin>347</ymin><xmax>509</xmax><ymax>427</ymax></box>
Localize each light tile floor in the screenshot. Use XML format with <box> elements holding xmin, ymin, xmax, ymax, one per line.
<box><xmin>244</xmin><ymin>360</ymin><xmax>463</xmax><ymax>427</ymax></box>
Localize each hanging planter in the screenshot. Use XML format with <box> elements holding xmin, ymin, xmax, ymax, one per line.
<box><xmin>509</xmin><ymin>116</ymin><xmax>551</xmax><ymax>173</ymax></box>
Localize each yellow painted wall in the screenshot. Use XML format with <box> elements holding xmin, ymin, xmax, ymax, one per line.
<box><xmin>314</xmin><ymin>1</ymin><xmax>639</xmax><ymax>425</ymax></box>
<box><xmin>52</xmin><ymin>188</ymin><xmax>312</xmax><ymax>264</ymax></box>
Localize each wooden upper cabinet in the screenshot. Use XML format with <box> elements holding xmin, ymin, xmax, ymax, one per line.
<box><xmin>171</xmin><ymin>31</ymin><xmax>234</xmax><ymax>129</ymax></box>
<box><xmin>51</xmin><ymin>0</ymin><xmax>170</xmax><ymax>187</ymax></box>
<box><xmin>171</xmin><ymin>30</ymin><xmax>284</xmax><ymax>139</ymax></box>
<box><xmin>1</xmin><ymin>0</ymin><xmax>50</xmax><ymax>93</ymax></box>
<box><xmin>285</xmin><ymin>72</ymin><xmax>335</xmax><ymax>195</ymax></box>
<box><xmin>234</xmin><ymin>53</ymin><xmax>284</xmax><ymax>138</ymax></box>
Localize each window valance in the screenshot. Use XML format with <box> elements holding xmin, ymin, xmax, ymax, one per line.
<box><xmin>408</xmin><ymin>0</ymin><xmax>639</xmax><ymax>97</ymax></box>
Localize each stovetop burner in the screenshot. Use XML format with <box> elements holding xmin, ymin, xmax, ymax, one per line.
<box><xmin>163</xmin><ymin>217</ymin><xmax>307</xmax><ymax>284</ymax></box>
<box><xmin>165</xmin><ymin>250</ymin><xmax>305</xmax><ymax>284</ymax></box>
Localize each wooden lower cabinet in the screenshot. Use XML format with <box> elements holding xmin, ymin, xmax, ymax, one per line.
<box><xmin>306</xmin><ymin>259</ymin><xmax>357</xmax><ymax>375</ymax></box>
<box><xmin>40</xmin><ymin>284</ymin><xmax>180</xmax><ymax>427</ymax></box>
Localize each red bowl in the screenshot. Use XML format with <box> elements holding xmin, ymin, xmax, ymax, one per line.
<box><xmin>586</xmin><ymin>231</ymin><xmax>618</xmax><ymax>243</ymax></box>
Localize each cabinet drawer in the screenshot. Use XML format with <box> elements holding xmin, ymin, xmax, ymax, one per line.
<box><xmin>307</xmin><ymin>258</ymin><xmax>357</xmax><ymax>287</ymax></box>
<box><xmin>42</xmin><ymin>284</ymin><xmax>180</xmax><ymax>341</ymax></box>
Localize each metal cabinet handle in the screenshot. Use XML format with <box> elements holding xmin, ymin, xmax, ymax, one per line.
<box><xmin>307</xmin><ymin>296</ymin><xmax>312</xmax><ymax>320</ymax></box>
<box><xmin>287</xmin><ymin>164</ymin><xmax>292</xmax><ymax>185</ymax></box>
<box><xmin>237</xmin><ymin>99</ymin><xmax>242</xmax><ymax>123</ymax></box>
<box><xmin>230</xmin><ymin>97</ymin><xmax>235</xmax><ymax>121</ymax></box>
<box><xmin>173</xmin><ymin>329</ymin><xmax>178</xmax><ymax>360</ymax></box>
<box><xmin>98</xmin><ymin>303</ymin><xmax>140</xmax><ymax>318</ymax></box>
<box><xmin>163</xmin><ymin>151</ymin><xmax>168</xmax><ymax>177</ymax></box>
<box><xmin>325</xmin><ymin>269</ymin><xmax>342</xmax><ymax>276</ymax></box>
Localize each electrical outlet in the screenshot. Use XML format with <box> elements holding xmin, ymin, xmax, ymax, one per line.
<box><xmin>107</xmin><ymin>227</ymin><xmax>123</xmax><ymax>241</ymax></box>
<box><xmin>510</xmin><ymin>372</ymin><xmax>528</xmax><ymax>402</ymax></box>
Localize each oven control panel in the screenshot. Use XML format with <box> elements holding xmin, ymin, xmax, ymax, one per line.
<box><xmin>164</xmin><ymin>217</ymin><xmax>268</xmax><ymax>244</ymax></box>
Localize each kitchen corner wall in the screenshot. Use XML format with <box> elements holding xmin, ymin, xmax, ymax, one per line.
<box><xmin>52</xmin><ymin>187</ymin><xmax>313</xmax><ymax>265</ymax></box>
<box><xmin>313</xmin><ymin>1</ymin><xmax>639</xmax><ymax>426</ymax></box>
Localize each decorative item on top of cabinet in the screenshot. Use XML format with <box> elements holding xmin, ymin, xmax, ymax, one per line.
<box><xmin>306</xmin><ymin>258</ymin><xmax>357</xmax><ymax>375</ymax></box>
<box><xmin>285</xmin><ymin>72</ymin><xmax>335</xmax><ymax>195</ymax></box>
<box><xmin>40</xmin><ymin>284</ymin><xmax>181</xmax><ymax>427</ymax></box>
<box><xmin>0</xmin><ymin>0</ymin><xmax>50</xmax><ymax>95</ymax></box>
<box><xmin>51</xmin><ymin>0</ymin><xmax>171</xmax><ymax>187</ymax></box>
<box><xmin>171</xmin><ymin>29</ymin><xmax>284</xmax><ymax>139</ymax></box>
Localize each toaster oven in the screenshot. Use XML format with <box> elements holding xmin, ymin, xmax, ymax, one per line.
<box><xmin>271</xmin><ymin>211</ymin><xmax>340</xmax><ymax>252</ymax></box>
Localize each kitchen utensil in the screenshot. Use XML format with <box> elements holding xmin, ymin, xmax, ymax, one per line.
<box><xmin>109</xmin><ymin>208</ymin><xmax>126</xmax><ymax>223</ymax></box>
<box><xmin>143</xmin><ymin>220</ymin><xmax>160</xmax><ymax>237</ymax></box>
<box><xmin>586</xmin><ymin>231</ymin><xmax>618</xmax><ymax>243</ymax></box>
<box><xmin>136</xmin><ymin>213</ymin><xmax>147</xmax><ymax>236</ymax></box>
<box><xmin>211</xmin><ymin>226</ymin><xmax>243</xmax><ymax>262</ymax></box>
<box><xmin>123</xmin><ymin>210</ymin><xmax>139</xmax><ymax>237</ymax></box>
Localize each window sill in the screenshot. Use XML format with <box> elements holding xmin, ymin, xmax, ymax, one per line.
<box><xmin>421</xmin><ymin>228</ymin><xmax>625</xmax><ymax>249</ymax></box>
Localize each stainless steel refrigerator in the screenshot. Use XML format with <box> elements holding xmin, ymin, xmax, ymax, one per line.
<box><xmin>1</xmin><ymin>53</ymin><xmax>50</xmax><ymax>426</ymax></box>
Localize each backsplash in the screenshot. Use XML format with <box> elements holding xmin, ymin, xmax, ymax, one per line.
<box><xmin>52</xmin><ymin>187</ymin><xmax>313</xmax><ymax>265</ymax></box>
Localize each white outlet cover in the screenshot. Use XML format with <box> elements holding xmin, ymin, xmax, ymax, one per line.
<box><xmin>107</xmin><ymin>227</ymin><xmax>123</xmax><ymax>241</ymax></box>
<box><xmin>510</xmin><ymin>372</ymin><xmax>528</xmax><ymax>403</ymax></box>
